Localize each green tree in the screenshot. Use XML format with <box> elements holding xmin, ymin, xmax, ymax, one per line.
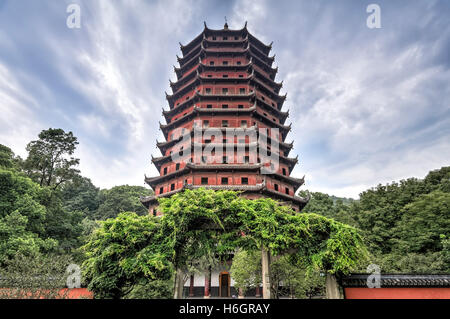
<box><xmin>230</xmin><ymin>249</ymin><xmax>261</xmax><ymax>294</ymax></box>
<box><xmin>23</xmin><ymin>128</ymin><xmax>80</xmax><ymax>189</ymax></box>
<box><xmin>0</xmin><ymin>211</ymin><xmax>57</xmax><ymax>265</ymax></box>
<box><xmin>95</xmin><ymin>185</ymin><xmax>153</xmax><ymax>220</ymax></box>
<box><xmin>0</xmin><ymin>144</ymin><xmax>22</xmax><ymax>170</ymax></box>
<box><xmin>270</xmin><ymin>255</ymin><xmax>324</xmax><ymax>299</ymax></box>
<box><xmin>82</xmin><ymin>212</ymin><xmax>174</xmax><ymax>299</ymax></box>
<box><xmin>60</xmin><ymin>175</ymin><xmax>100</xmax><ymax>219</ymax></box>
<box><xmin>38</xmin><ymin>188</ymin><xmax>85</xmax><ymax>253</ymax></box>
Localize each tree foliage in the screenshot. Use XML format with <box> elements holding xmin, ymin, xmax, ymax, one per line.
<box><xmin>230</xmin><ymin>249</ymin><xmax>261</xmax><ymax>294</ymax></box>
<box><xmin>95</xmin><ymin>185</ymin><xmax>153</xmax><ymax>220</ymax></box>
<box><xmin>82</xmin><ymin>212</ymin><xmax>174</xmax><ymax>299</ymax></box>
<box><xmin>0</xmin><ymin>254</ymin><xmax>73</xmax><ymax>299</ymax></box>
<box><xmin>23</xmin><ymin>128</ymin><xmax>80</xmax><ymax>189</ymax></box>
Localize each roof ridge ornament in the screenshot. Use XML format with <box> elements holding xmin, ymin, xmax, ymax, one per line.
<box><xmin>224</xmin><ymin>16</ymin><xmax>228</xmax><ymax>30</ymax></box>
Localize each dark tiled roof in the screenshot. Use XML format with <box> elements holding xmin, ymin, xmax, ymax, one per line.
<box><xmin>341</xmin><ymin>274</ymin><xmax>450</xmax><ymax>288</ymax></box>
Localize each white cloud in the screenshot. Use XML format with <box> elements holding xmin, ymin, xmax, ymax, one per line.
<box><xmin>0</xmin><ymin>63</ymin><xmax>42</xmax><ymax>158</ymax></box>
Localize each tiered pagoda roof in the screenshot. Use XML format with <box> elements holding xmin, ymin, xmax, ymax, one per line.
<box><xmin>142</xmin><ymin>23</ymin><xmax>309</xmax><ymax>215</ymax></box>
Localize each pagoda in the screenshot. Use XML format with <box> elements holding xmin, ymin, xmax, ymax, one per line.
<box><xmin>141</xmin><ymin>22</ymin><xmax>309</xmax><ymax>217</ymax></box>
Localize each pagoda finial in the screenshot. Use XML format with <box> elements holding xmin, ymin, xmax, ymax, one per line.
<box><xmin>203</xmin><ymin>21</ymin><xmax>208</xmax><ymax>29</ymax></box>
<box><xmin>224</xmin><ymin>16</ymin><xmax>228</xmax><ymax>29</ymax></box>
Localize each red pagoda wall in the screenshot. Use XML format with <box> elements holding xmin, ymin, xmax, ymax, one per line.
<box><xmin>142</xmin><ymin>23</ymin><xmax>309</xmax><ymax>214</ymax></box>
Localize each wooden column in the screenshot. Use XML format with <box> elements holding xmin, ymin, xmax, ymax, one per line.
<box><xmin>238</xmin><ymin>288</ymin><xmax>244</xmax><ymax>299</ymax></box>
<box><xmin>204</xmin><ymin>270</ymin><xmax>211</xmax><ymax>298</ymax></box>
<box><xmin>255</xmin><ymin>286</ymin><xmax>261</xmax><ymax>298</ymax></box>
<box><xmin>261</xmin><ymin>246</ymin><xmax>271</xmax><ymax>299</ymax></box>
<box><xmin>189</xmin><ymin>274</ymin><xmax>195</xmax><ymax>297</ymax></box>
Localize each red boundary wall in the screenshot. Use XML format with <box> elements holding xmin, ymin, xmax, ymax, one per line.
<box><xmin>344</xmin><ymin>287</ymin><xmax>450</xmax><ymax>299</ymax></box>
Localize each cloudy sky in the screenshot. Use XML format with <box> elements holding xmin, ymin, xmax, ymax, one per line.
<box><xmin>0</xmin><ymin>0</ymin><xmax>448</xmax><ymax>198</ymax></box>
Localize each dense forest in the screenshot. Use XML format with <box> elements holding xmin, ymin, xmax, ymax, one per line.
<box><xmin>0</xmin><ymin>128</ymin><xmax>448</xmax><ymax>295</ymax></box>
<box><xmin>0</xmin><ymin>129</ymin><xmax>152</xmax><ymax>269</ymax></box>
<box><xmin>300</xmin><ymin>168</ymin><xmax>449</xmax><ymax>273</ymax></box>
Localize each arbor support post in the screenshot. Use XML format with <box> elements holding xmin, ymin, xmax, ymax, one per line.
<box><xmin>261</xmin><ymin>246</ymin><xmax>271</xmax><ymax>299</ymax></box>
<box><xmin>174</xmin><ymin>268</ymin><xmax>184</xmax><ymax>299</ymax></box>
<box><xmin>326</xmin><ymin>273</ymin><xmax>343</xmax><ymax>299</ymax></box>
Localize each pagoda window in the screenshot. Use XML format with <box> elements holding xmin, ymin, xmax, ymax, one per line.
<box><xmin>205</xmin><ymin>139</ymin><xmax>211</xmax><ymax>144</ymax></box>
<box><xmin>222</xmin><ymin>120</ymin><xmax>228</xmax><ymax>127</ymax></box>
<box><xmin>221</xmin><ymin>177</ymin><xmax>229</xmax><ymax>185</ymax></box>
<box><xmin>238</xmin><ymin>104</ymin><xmax>244</xmax><ymax>109</ymax></box>
<box><xmin>176</xmin><ymin>163</ymin><xmax>180</xmax><ymax>171</ymax></box>
<box><xmin>274</xmin><ymin>184</ymin><xmax>279</xmax><ymax>191</ymax></box>
<box><xmin>223</xmin><ymin>74</ymin><xmax>228</xmax><ymax>78</ymax></box>
<box><xmin>201</xmin><ymin>156</ymin><xmax>207</xmax><ymax>163</ymax></box>
<box><xmin>282</xmin><ymin>168</ymin><xmax>287</xmax><ymax>176</ymax></box>
<box><xmin>223</xmin><ymin>156</ymin><xmax>228</xmax><ymax>163</ymax></box>
<box><xmin>234</xmin><ymin>36</ymin><xmax>239</xmax><ymax>40</ymax></box>
<box><xmin>239</xmin><ymin>88</ymin><xmax>245</xmax><ymax>94</ymax></box>
<box><xmin>271</xmin><ymin>102</ymin><xmax>275</xmax><ymax>107</ymax></box>
<box><xmin>244</xmin><ymin>156</ymin><xmax>249</xmax><ymax>164</ymax></box>
<box><xmin>237</xmin><ymin>61</ymin><xmax>241</xmax><ymax>65</ymax></box>
<box><xmin>223</xmin><ymin>61</ymin><xmax>228</xmax><ymax>66</ymax></box>
<box><xmin>207</xmin><ymin>104</ymin><xmax>212</xmax><ymax>108</ymax></box>
<box><xmin>241</xmin><ymin>177</ymin><xmax>248</xmax><ymax>185</ymax></box>
<box><xmin>241</xmin><ymin>120</ymin><xmax>247</xmax><ymax>128</ymax></box>
<box><xmin>205</xmin><ymin>88</ymin><xmax>212</xmax><ymax>94</ymax></box>
<box><xmin>212</xmin><ymin>36</ymin><xmax>216</xmax><ymax>40</ymax></box>
<box><xmin>163</xmin><ymin>167</ymin><xmax>167</xmax><ymax>175</ymax></box>
<box><xmin>201</xmin><ymin>177</ymin><xmax>208</xmax><ymax>185</ymax></box>
<box><xmin>261</xmin><ymin>96</ymin><xmax>265</xmax><ymax>101</ymax></box>
<box><xmin>222</xmin><ymin>88</ymin><xmax>228</xmax><ymax>94</ymax></box>
<box><xmin>203</xmin><ymin>120</ymin><xmax>209</xmax><ymax>128</ymax></box>
<box><xmin>159</xmin><ymin>187</ymin><xmax>163</xmax><ymax>194</ymax></box>
<box><xmin>186</xmin><ymin>96</ymin><xmax>189</xmax><ymax>100</ymax></box>
<box><xmin>171</xmin><ymin>184</ymin><xmax>175</xmax><ymax>191</ymax></box>
<box><xmin>285</xmin><ymin>187</ymin><xmax>290</xmax><ymax>195</ymax></box>
<box><xmin>210</xmin><ymin>61</ymin><xmax>215</xmax><ymax>66</ymax></box>
<box><xmin>222</xmin><ymin>104</ymin><xmax>228</xmax><ymax>109</ymax></box>
<box><xmin>223</xmin><ymin>36</ymin><xmax>228</xmax><ymax>40</ymax></box>
<box><xmin>239</xmin><ymin>74</ymin><xmax>243</xmax><ymax>78</ymax></box>
<box><xmin>207</xmin><ymin>74</ymin><xmax>212</xmax><ymax>78</ymax></box>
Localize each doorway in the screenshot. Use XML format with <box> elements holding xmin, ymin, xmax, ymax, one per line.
<box><xmin>219</xmin><ymin>272</ymin><xmax>230</xmax><ymax>297</ymax></box>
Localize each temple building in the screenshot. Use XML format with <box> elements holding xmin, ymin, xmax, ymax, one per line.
<box><xmin>141</xmin><ymin>22</ymin><xmax>309</xmax><ymax>298</ymax></box>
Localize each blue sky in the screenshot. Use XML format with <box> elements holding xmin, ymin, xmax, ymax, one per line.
<box><xmin>0</xmin><ymin>0</ymin><xmax>449</xmax><ymax>198</ymax></box>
